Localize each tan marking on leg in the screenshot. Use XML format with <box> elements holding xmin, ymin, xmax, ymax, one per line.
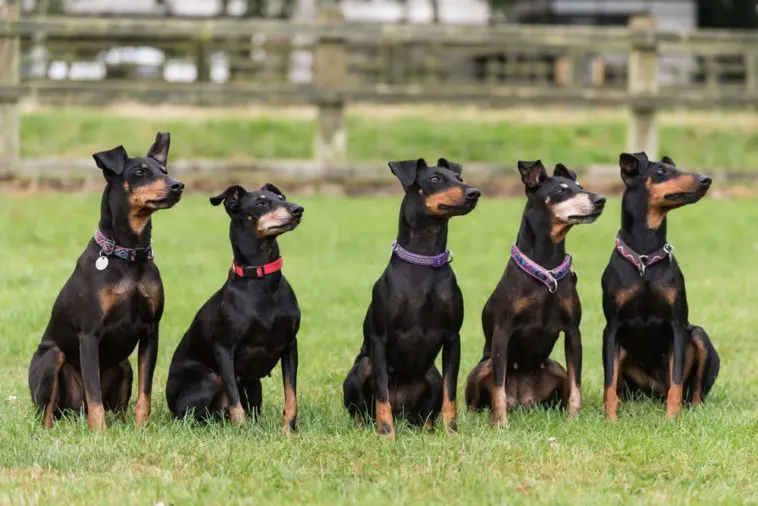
<box><xmin>665</xmin><ymin>354</ymin><xmax>683</xmax><ymax>420</ymax></box>
<box><xmin>441</xmin><ymin>381</ymin><xmax>456</xmax><ymax>434</ymax></box>
<box><xmin>604</xmin><ymin>347</ymin><xmax>624</xmax><ymax>422</ymax></box>
<box><xmin>43</xmin><ymin>351</ymin><xmax>66</xmax><ymax>430</ymax></box>
<box><xmin>466</xmin><ymin>359</ymin><xmax>491</xmax><ymax>410</ymax></box>
<box><xmin>116</xmin><ymin>361</ymin><xmax>132</xmax><ymax>422</ymax></box>
<box><xmin>422</xmin><ymin>417</ymin><xmax>434</xmax><ymax>432</ymax></box>
<box><xmin>281</xmin><ymin>384</ymin><xmax>297</xmax><ymax>436</ymax></box>
<box><xmin>614</xmin><ymin>286</ymin><xmax>640</xmax><ymax>308</ymax></box>
<box><xmin>134</xmin><ymin>353</ymin><xmax>151</xmax><ymax>426</ymax></box>
<box><xmin>375</xmin><ymin>400</ymin><xmax>395</xmax><ymax>440</ymax></box>
<box><xmin>565</xmin><ymin>359</ymin><xmax>581</xmax><ymax>419</ymax></box>
<box><xmin>424</xmin><ymin>186</ymin><xmax>466</xmax><ymax>216</ymax></box>
<box><xmin>137</xmin><ymin>279</ymin><xmax>162</xmax><ymax>315</ymax></box>
<box><xmin>85</xmin><ymin>392</ymin><xmax>107</xmax><ymax>432</ymax></box>
<box><xmin>490</xmin><ymin>376</ymin><xmax>508</xmax><ymax>428</ymax></box>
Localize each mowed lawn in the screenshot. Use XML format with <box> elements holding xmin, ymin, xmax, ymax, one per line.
<box><xmin>0</xmin><ymin>191</ymin><xmax>756</xmax><ymax>505</ymax></box>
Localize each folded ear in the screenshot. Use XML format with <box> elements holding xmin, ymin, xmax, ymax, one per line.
<box><xmin>147</xmin><ymin>132</ymin><xmax>171</xmax><ymax>166</ymax></box>
<box><xmin>661</xmin><ymin>155</ymin><xmax>675</xmax><ymax>166</ymax></box>
<box><xmin>437</xmin><ymin>158</ymin><xmax>463</xmax><ymax>177</ymax></box>
<box><xmin>619</xmin><ymin>152</ymin><xmax>648</xmax><ymax>184</ymax></box>
<box><xmin>93</xmin><ymin>145</ymin><xmax>128</xmax><ymax>176</ymax></box>
<box><xmin>261</xmin><ymin>182</ymin><xmax>286</xmax><ymax>200</ymax></box>
<box><xmin>517</xmin><ymin>160</ymin><xmax>547</xmax><ymax>190</ymax></box>
<box><xmin>209</xmin><ymin>185</ymin><xmax>246</xmax><ymax>214</ymax></box>
<box><xmin>389</xmin><ymin>158</ymin><xmax>426</xmax><ymax>188</ymax></box>
<box><xmin>553</xmin><ymin>163</ymin><xmax>577</xmax><ymax>181</ymax></box>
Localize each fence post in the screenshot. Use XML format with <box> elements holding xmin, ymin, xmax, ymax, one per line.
<box><xmin>0</xmin><ymin>0</ymin><xmax>20</xmax><ymax>175</ymax></box>
<box><xmin>313</xmin><ymin>2</ymin><xmax>347</xmax><ymax>170</ymax></box>
<box><xmin>626</xmin><ymin>15</ymin><xmax>659</xmax><ymax>158</ymax></box>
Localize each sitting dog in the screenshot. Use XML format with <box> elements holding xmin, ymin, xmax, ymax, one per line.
<box><xmin>166</xmin><ymin>183</ymin><xmax>303</xmax><ymax>434</ymax></box>
<box><xmin>342</xmin><ymin>158</ymin><xmax>480</xmax><ymax>439</ymax></box>
<box><xmin>601</xmin><ymin>152</ymin><xmax>720</xmax><ymax>421</ymax></box>
<box><xmin>465</xmin><ymin>161</ymin><xmax>605</xmax><ymax>427</ymax></box>
<box><xmin>28</xmin><ymin>133</ymin><xmax>183</xmax><ymax>431</ymax></box>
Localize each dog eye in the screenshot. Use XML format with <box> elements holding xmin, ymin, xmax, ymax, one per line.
<box><xmin>255</xmin><ymin>200</ymin><xmax>267</xmax><ymax>207</ymax></box>
<box><xmin>134</xmin><ymin>168</ymin><xmax>145</xmax><ymax>177</ymax></box>
<box><xmin>430</xmin><ymin>175</ymin><xmax>441</xmax><ymax>183</ymax></box>
<box><xmin>556</xmin><ymin>187</ymin><xmax>566</xmax><ymax>194</ymax></box>
<box><xmin>657</xmin><ymin>167</ymin><xmax>666</xmax><ymax>175</ymax></box>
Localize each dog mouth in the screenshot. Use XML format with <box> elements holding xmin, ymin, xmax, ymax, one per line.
<box><xmin>438</xmin><ymin>201</ymin><xmax>476</xmax><ymax>215</ymax></box>
<box><xmin>568</xmin><ymin>209</ymin><xmax>603</xmax><ymax>223</ymax></box>
<box><xmin>146</xmin><ymin>194</ymin><xmax>181</xmax><ymax>209</ymax></box>
<box><xmin>664</xmin><ymin>190</ymin><xmax>705</xmax><ymax>203</ymax></box>
<box><xmin>262</xmin><ymin>216</ymin><xmax>301</xmax><ymax>235</ymax></box>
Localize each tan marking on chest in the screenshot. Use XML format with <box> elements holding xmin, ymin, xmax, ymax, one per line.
<box><xmin>614</xmin><ymin>285</ymin><xmax>640</xmax><ymax>307</ymax></box>
<box><xmin>659</xmin><ymin>286</ymin><xmax>677</xmax><ymax>306</ymax></box>
<box><xmin>559</xmin><ymin>297</ymin><xmax>575</xmax><ymax>317</ymax></box>
<box><xmin>513</xmin><ymin>296</ymin><xmax>536</xmax><ymax>314</ymax></box>
<box><xmin>99</xmin><ymin>278</ymin><xmax>137</xmax><ymax>315</ymax></box>
<box><xmin>138</xmin><ymin>279</ymin><xmax>162</xmax><ymax>314</ymax></box>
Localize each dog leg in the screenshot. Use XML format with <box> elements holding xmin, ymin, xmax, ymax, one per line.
<box><xmin>42</xmin><ymin>349</ymin><xmax>66</xmax><ymax>429</ymax></box>
<box><xmin>213</xmin><ymin>343</ymin><xmax>246</xmax><ymax>426</ymax></box>
<box><xmin>280</xmin><ymin>340</ymin><xmax>298</xmax><ymax>435</ymax></box>
<box><xmin>135</xmin><ymin>325</ymin><xmax>158</xmax><ymax>426</ymax></box>
<box><xmin>440</xmin><ymin>334</ymin><xmax>460</xmax><ymax>434</ymax></box>
<box><xmin>79</xmin><ymin>332</ymin><xmax>106</xmax><ymax>432</ymax></box>
<box><xmin>602</xmin><ymin>322</ymin><xmax>622</xmax><ymax>422</ymax></box>
<box><xmin>101</xmin><ymin>360</ymin><xmax>133</xmax><ymax>422</ymax></box>
<box><xmin>370</xmin><ymin>335</ymin><xmax>395</xmax><ymax>440</ymax></box>
<box><xmin>342</xmin><ymin>356</ymin><xmax>372</xmax><ymax>428</ymax></box>
<box><xmin>666</xmin><ymin>323</ymin><xmax>688</xmax><ymax>420</ymax></box>
<box><xmin>465</xmin><ymin>358</ymin><xmax>492</xmax><ymax>411</ymax></box>
<box><xmin>490</xmin><ymin>322</ymin><xmax>512</xmax><ymax>428</ymax></box>
<box><xmin>564</xmin><ymin>326</ymin><xmax>583</xmax><ymax>419</ymax></box>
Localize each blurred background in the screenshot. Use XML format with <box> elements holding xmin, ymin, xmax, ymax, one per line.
<box><xmin>0</xmin><ymin>0</ymin><xmax>757</xmax><ymax>194</ymax></box>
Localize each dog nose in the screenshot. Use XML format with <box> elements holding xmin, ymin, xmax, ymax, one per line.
<box><xmin>171</xmin><ymin>180</ymin><xmax>185</xmax><ymax>193</ymax></box>
<box><xmin>699</xmin><ymin>175</ymin><xmax>712</xmax><ymax>187</ymax></box>
<box><xmin>593</xmin><ymin>195</ymin><xmax>607</xmax><ymax>207</ymax></box>
<box><xmin>291</xmin><ymin>205</ymin><xmax>304</xmax><ymax>217</ymax></box>
<box><xmin>465</xmin><ymin>188</ymin><xmax>481</xmax><ymax>201</ymax></box>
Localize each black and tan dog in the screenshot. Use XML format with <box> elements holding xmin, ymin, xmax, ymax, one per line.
<box><xmin>601</xmin><ymin>152</ymin><xmax>719</xmax><ymax>421</ymax></box>
<box><xmin>165</xmin><ymin>184</ymin><xmax>303</xmax><ymax>433</ymax></box>
<box><xmin>465</xmin><ymin>161</ymin><xmax>605</xmax><ymax>427</ymax></box>
<box><xmin>28</xmin><ymin>133</ymin><xmax>183</xmax><ymax>431</ymax></box>
<box><xmin>342</xmin><ymin>158</ymin><xmax>480</xmax><ymax>439</ymax></box>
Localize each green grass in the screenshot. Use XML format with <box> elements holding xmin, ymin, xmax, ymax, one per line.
<box><xmin>19</xmin><ymin>108</ymin><xmax>758</xmax><ymax>170</ymax></box>
<box><xmin>1</xmin><ymin>191</ymin><xmax>757</xmax><ymax>505</ymax></box>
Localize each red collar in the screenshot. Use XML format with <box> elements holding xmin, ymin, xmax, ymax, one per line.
<box><xmin>231</xmin><ymin>257</ymin><xmax>283</xmax><ymax>278</ymax></box>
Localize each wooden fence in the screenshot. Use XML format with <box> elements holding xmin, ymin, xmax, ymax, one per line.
<box><xmin>1</xmin><ymin>1</ymin><xmax>758</xmax><ymax>177</ymax></box>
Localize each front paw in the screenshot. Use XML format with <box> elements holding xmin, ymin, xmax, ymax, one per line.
<box><xmin>376</xmin><ymin>422</ymin><xmax>396</xmax><ymax>441</ymax></box>
<box><xmin>88</xmin><ymin>407</ymin><xmax>107</xmax><ymax>433</ymax></box>
<box><xmin>280</xmin><ymin>418</ymin><xmax>297</xmax><ymax>436</ymax></box>
<box><xmin>135</xmin><ymin>396</ymin><xmax>151</xmax><ymax>426</ymax></box>
<box><xmin>229</xmin><ymin>405</ymin><xmax>247</xmax><ymax>426</ymax></box>
<box><xmin>568</xmin><ymin>396</ymin><xmax>582</xmax><ymax>420</ymax></box>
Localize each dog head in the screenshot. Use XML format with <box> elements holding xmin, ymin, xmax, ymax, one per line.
<box><xmin>210</xmin><ymin>183</ymin><xmax>304</xmax><ymax>238</ymax></box>
<box><xmin>93</xmin><ymin>132</ymin><xmax>184</xmax><ymax>234</ymax></box>
<box><xmin>518</xmin><ymin>160</ymin><xmax>606</xmax><ymax>243</ymax></box>
<box><xmin>389</xmin><ymin>158</ymin><xmax>481</xmax><ymax>220</ymax></box>
<box><xmin>619</xmin><ymin>152</ymin><xmax>711</xmax><ymax>230</ymax></box>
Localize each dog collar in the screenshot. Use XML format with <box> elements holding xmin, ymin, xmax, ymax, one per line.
<box><xmin>94</xmin><ymin>229</ymin><xmax>153</xmax><ymax>263</ymax></box>
<box><xmin>391</xmin><ymin>241</ymin><xmax>453</xmax><ymax>268</ymax></box>
<box><xmin>510</xmin><ymin>244</ymin><xmax>572</xmax><ymax>293</ymax></box>
<box><xmin>615</xmin><ymin>234</ymin><xmax>674</xmax><ymax>276</ymax></box>
<box><xmin>232</xmin><ymin>257</ymin><xmax>283</xmax><ymax>278</ymax></box>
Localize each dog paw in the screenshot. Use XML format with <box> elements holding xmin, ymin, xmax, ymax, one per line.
<box><xmin>492</xmin><ymin>418</ymin><xmax>509</xmax><ymax>430</ymax></box>
<box><xmin>376</xmin><ymin>423</ymin><xmax>396</xmax><ymax>441</ymax></box>
<box><xmin>229</xmin><ymin>406</ymin><xmax>247</xmax><ymax>426</ymax></box>
<box><xmin>445</xmin><ymin>420</ymin><xmax>458</xmax><ymax>435</ymax></box>
<box><xmin>280</xmin><ymin>419</ymin><xmax>297</xmax><ymax>436</ymax></box>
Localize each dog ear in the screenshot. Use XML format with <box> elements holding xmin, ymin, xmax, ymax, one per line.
<box><xmin>93</xmin><ymin>145</ymin><xmax>128</xmax><ymax>176</ymax></box>
<box><xmin>661</xmin><ymin>155</ymin><xmax>675</xmax><ymax>166</ymax></box>
<box><xmin>517</xmin><ymin>160</ymin><xmax>547</xmax><ymax>190</ymax></box>
<box><xmin>553</xmin><ymin>163</ymin><xmax>577</xmax><ymax>181</ymax></box>
<box><xmin>209</xmin><ymin>185</ymin><xmax>246</xmax><ymax>214</ymax></box>
<box><xmin>619</xmin><ymin>152</ymin><xmax>648</xmax><ymax>184</ymax></box>
<box><xmin>261</xmin><ymin>182</ymin><xmax>286</xmax><ymax>200</ymax></box>
<box><xmin>437</xmin><ymin>158</ymin><xmax>463</xmax><ymax>177</ymax></box>
<box><xmin>389</xmin><ymin>159</ymin><xmax>426</xmax><ymax>188</ymax></box>
<box><xmin>147</xmin><ymin>132</ymin><xmax>171</xmax><ymax>166</ymax></box>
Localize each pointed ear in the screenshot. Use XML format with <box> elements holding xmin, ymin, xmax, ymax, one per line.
<box><xmin>147</xmin><ymin>132</ymin><xmax>170</xmax><ymax>165</ymax></box>
<box><xmin>619</xmin><ymin>152</ymin><xmax>648</xmax><ymax>184</ymax></box>
<box><xmin>389</xmin><ymin>158</ymin><xmax>426</xmax><ymax>188</ymax></box>
<box><xmin>261</xmin><ymin>182</ymin><xmax>286</xmax><ymax>200</ymax></box>
<box><xmin>661</xmin><ymin>155</ymin><xmax>675</xmax><ymax>166</ymax></box>
<box><xmin>209</xmin><ymin>185</ymin><xmax>246</xmax><ymax>214</ymax></box>
<box><xmin>517</xmin><ymin>160</ymin><xmax>547</xmax><ymax>190</ymax></box>
<box><xmin>437</xmin><ymin>158</ymin><xmax>463</xmax><ymax>176</ymax></box>
<box><xmin>553</xmin><ymin>163</ymin><xmax>577</xmax><ymax>181</ymax></box>
<box><xmin>93</xmin><ymin>145</ymin><xmax>128</xmax><ymax>176</ymax></box>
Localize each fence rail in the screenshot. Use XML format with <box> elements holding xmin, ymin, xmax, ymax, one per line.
<box><xmin>1</xmin><ymin>2</ymin><xmax>758</xmax><ymax>177</ymax></box>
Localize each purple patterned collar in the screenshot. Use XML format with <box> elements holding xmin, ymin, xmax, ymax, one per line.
<box><xmin>391</xmin><ymin>241</ymin><xmax>452</xmax><ymax>268</ymax></box>
<box><xmin>510</xmin><ymin>244</ymin><xmax>571</xmax><ymax>293</ymax></box>
<box><xmin>95</xmin><ymin>229</ymin><xmax>154</xmax><ymax>263</ymax></box>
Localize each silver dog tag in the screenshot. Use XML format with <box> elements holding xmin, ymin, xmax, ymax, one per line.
<box><xmin>95</xmin><ymin>256</ymin><xmax>109</xmax><ymax>271</ymax></box>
